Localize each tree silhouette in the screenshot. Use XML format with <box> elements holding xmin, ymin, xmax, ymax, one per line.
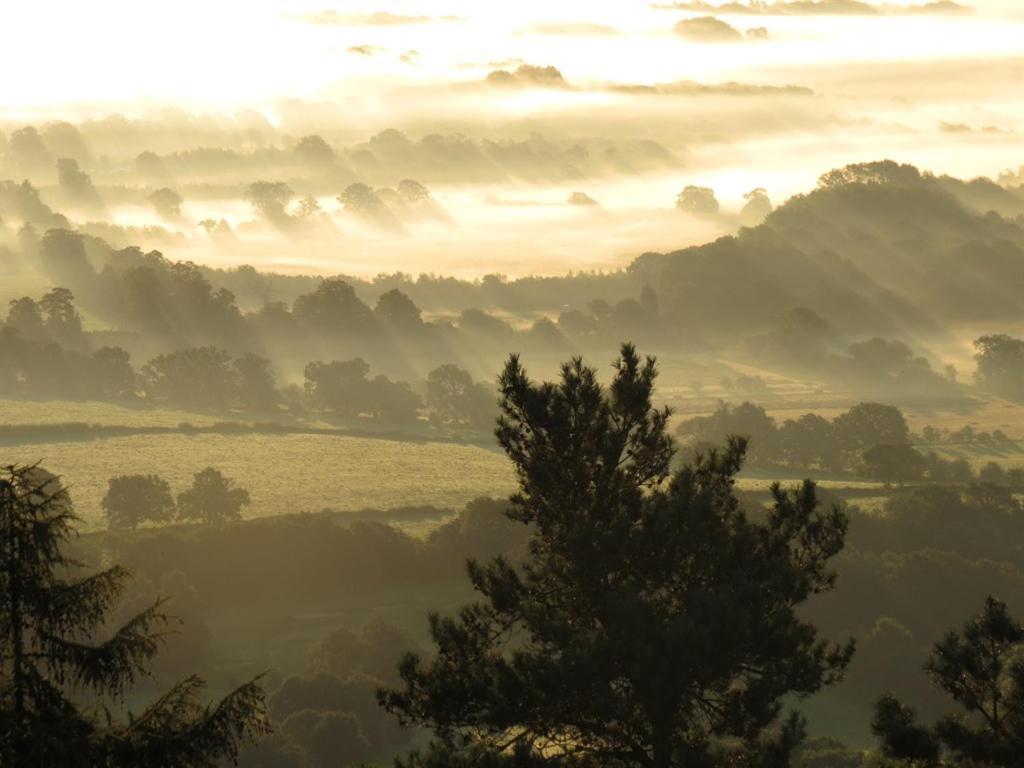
<box><xmin>873</xmin><ymin>596</ymin><xmax>1024</xmax><ymax>766</ymax></box>
<box><xmin>375</xmin><ymin>289</ymin><xmax>423</xmax><ymax>331</ymax></box>
<box><xmin>103</xmin><ymin>474</ymin><xmax>176</xmax><ymax>530</ymax></box>
<box><xmin>245</xmin><ymin>181</ymin><xmax>294</xmax><ymax>224</ymax></box>
<box><xmin>860</xmin><ymin>443</ymin><xmax>926</xmax><ymax>486</ymax></box>
<box><xmin>740</xmin><ymin>187</ymin><xmax>772</xmax><ymax>224</ymax></box>
<box><xmin>234</xmin><ymin>352</ymin><xmax>279</xmax><ymax>412</ymax></box>
<box><xmin>177</xmin><ymin>468</ymin><xmax>250</xmax><ymax>525</ymax></box>
<box><xmin>0</xmin><ymin>463</ymin><xmax>269</xmax><ymax>766</ymax></box>
<box><xmin>974</xmin><ymin>334</ymin><xmax>1024</xmax><ymax>401</ymax></box>
<box><xmin>397</xmin><ymin>179</ymin><xmax>431</xmax><ymax>203</ymax></box>
<box><xmin>381</xmin><ymin>344</ymin><xmax>853</xmax><ymax>767</ymax></box>
<box><xmin>149</xmin><ymin>187</ymin><xmax>184</xmax><ymax>219</ymax></box>
<box><xmin>294</xmin><ymin>135</ymin><xmax>335</xmax><ymax>167</ymax></box>
<box><xmin>142</xmin><ymin>347</ymin><xmax>237</xmax><ymax>409</ymax></box>
<box><xmin>426</xmin><ymin>364</ymin><xmax>494</xmax><ymax>429</ymax></box>
<box><xmin>56</xmin><ymin>158</ymin><xmax>103</xmax><ymax>210</ymax></box>
<box><xmin>675</xmin><ymin>185</ymin><xmax>719</xmax><ymax>215</ymax></box>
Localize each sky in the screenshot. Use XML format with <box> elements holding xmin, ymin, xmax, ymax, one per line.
<box><xmin>3</xmin><ymin>0</ymin><xmax>1023</xmax><ymax>277</ymax></box>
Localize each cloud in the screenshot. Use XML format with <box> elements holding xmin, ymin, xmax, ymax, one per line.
<box><xmin>522</xmin><ymin>21</ymin><xmax>620</xmax><ymax>36</ymax></box>
<box><xmin>653</xmin><ymin>0</ymin><xmax>972</xmax><ymax>14</ymax></box>
<box><xmin>674</xmin><ymin>16</ymin><xmax>744</xmax><ymax>41</ymax></box>
<box><xmin>302</xmin><ymin>11</ymin><xmax>463</xmax><ymax>26</ymax></box>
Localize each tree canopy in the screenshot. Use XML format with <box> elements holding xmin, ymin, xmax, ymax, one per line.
<box><xmin>381</xmin><ymin>344</ymin><xmax>853</xmax><ymax>768</ymax></box>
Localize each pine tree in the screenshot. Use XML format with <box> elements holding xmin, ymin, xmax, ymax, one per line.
<box><xmin>873</xmin><ymin>596</ymin><xmax>1024</xmax><ymax>767</ymax></box>
<box><xmin>0</xmin><ymin>463</ymin><xmax>270</xmax><ymax>767</ymax></box>
<box><xmin>380</xmin><ymin>344</ymin><xmax>853</xmax><ymax>768</ymax></box>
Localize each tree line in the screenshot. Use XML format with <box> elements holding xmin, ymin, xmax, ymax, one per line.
<box><xmin>1</xmin><ymin>287</ymin><xmax>497</xmax><ymax>431</ymax></box>
<box><xmin>678</xmin><ymin>400</ymin><xmax>1023</xmax><ymax>486</ymax></box>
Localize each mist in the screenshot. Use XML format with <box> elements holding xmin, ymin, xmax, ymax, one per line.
<box><xmin>2</xmin><ymin>2</ymin><xmax>1024</xmax><ymax>767</ymax></box>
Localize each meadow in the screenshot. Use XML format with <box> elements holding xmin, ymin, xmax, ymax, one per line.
<box><xmin>0</xmin><ymin>397</ymin><xmax>222</xmax><ymax>428</ymax></box>
<box><xmin>10</xmin><ymin>432</ymin><xmax>517</xmax><ymax>531</ymax></box>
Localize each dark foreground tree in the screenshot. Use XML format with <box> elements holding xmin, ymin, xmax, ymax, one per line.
<box><xmin>381</xmin><ymin>344</ymin><xmax>853</xmax><ymax>768</ymax></box>
<box><xmin>872</xmin><ymin>596</ymin><xmax>1024</xmax><ymax>767</ymax></box>
<box><xmin>0</xmin><ymin>463</ymin><xmax>269</xmax><ymax>766</ymax></box>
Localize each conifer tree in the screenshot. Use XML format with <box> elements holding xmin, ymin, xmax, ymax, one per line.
<box><xmin>381</xmin><ymin>344</ymin><xmax>853</xmax><ymax>768</ymax></box>
<box><xmin>0</xmin><ymin>463</ymin><xmax>269</xmax><ymax>767</ymax></box>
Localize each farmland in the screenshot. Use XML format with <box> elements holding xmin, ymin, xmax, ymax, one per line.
<box><xmin>10</xmin><ymin>432</ymin><xmax>517</xmax><ymax>531</ymax></box>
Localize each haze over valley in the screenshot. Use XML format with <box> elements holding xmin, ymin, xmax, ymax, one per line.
<box><xmin>2</xmin><ymin>2</ymin><xmax>1024</xmax><ymax>767</ymax></box>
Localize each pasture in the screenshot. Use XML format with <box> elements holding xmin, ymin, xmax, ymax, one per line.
<box><xmin>8</xmin><ymin>432</ymin><xmax>517</xmax><ymax>531</ymax></box>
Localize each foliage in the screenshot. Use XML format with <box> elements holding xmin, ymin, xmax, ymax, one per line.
<box><xmin>0</xmin><ymin>463</ymin><xmax>269</xmax><ymax>766</ymax></box>
<box><xmin>675</xmin><ymin>184</ymin><xmax>719</xmax><ymax>215</ymax></box>
<box><xmin>425</xmin><ymin>364</ymin><xmax>495</xmax><ymax>429</ymax></box>
<box><xmin>103</xmin><ymin>473</ymin><xmax>176</xmax><ymax>530</ymax></box>
<box><xmin>150</xmin><ymin>188</ymin><xmax>184</xmax><ymax>219</ymax></box>
<box><xmin>304</xmin><ymin>358</ymin><xmax>421</xmax><ymax>424</ymax></box>
<box><xmin>381</xmin><ymin>345</ymin><xmax>853</xmax><ymax>767</ymax></box>
<box><xmin>143</xmin><ymin>347</ymin><xmax>237</xmax><ymax>409</ymax></box>
<box><xmin>176</xmin><ymin>467</ymin><xmax>250</xmax><ymax>525</ymax></box>
<box><xmin>872</xmin><ymin>596</ymin><xmax>1024</xmax><ymax>766</ymax></box>
<box><xmin>974</xmin><ymin>334</ymin><xmax>1024</xmax><ymax>401</ymax></box>
<box><xmin>245</xmin><ymin>181</ymin><xmax>295</xmax><ymax>223</ymax></box>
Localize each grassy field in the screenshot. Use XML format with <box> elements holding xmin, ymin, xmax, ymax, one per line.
<box><xmin>8</xmin><ymin>433</ymin><xmax>517</xmax><ymax>531</ymax></box>
<box><xmin>0</xmin><ymin>398</ymin><xmax>223</xmax><ymax>428</ymax></box>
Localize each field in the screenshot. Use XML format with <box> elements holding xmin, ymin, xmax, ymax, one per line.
<box><xmin>0</xmin><ymin>398</ymin><xmax>223</xmax><ymax>428</ymax></box>
<box><xmin>9</xmin><ymin>433</ymin><xmax>517</xmax><ymax>531</ymax></box>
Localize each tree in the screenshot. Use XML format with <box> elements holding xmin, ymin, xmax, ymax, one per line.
<box><xmin>979</xmin><ymin>461</ymin><xmax>1009</xmax><ymax>485</ymax></box>
<box><xmin>294</xmin><ymin>135</ymin><xmax>335</xmax><ymax>167</ymax></box>
<box><xmin>177</xmin><ymin>468</ymin><xmax>250</xmax><ymax>525</ymax></box>
<box><xmin>5</xmin><ymin>297</ymin><xmax>47</xmax><ymax>342</ymax></box>
<box><xmin>397</xmin><ymin>179</ymin><xmax>431</xmax><ymax>203</ymax></box>
<box><xmin>304</xmin><ymin>358</ymin><xmax>373</xmax><ymax>419</ymax></box>
<box><xmin>338</xmin><ymin>183</ymin><xmax>402</xmax><ymax>231</ymax></box>
<box><xmin>0</xmin><ymin>463</ymin><xmax>269</xmax><ymax>766</ymax></box>
<box><xmin>426</xmin><ymin>364</ymin><xmax>494</xmax><ymax>429</ymax></box>
<box><xmin>103</xmin><ymin>474</ymin><xmax>176</xmax><ymax>530</ymax></box>
<box><xmin>974</xmin><ymin>334</ymin><xmax>1024</xmax><ymax>401</ymax></box>
<box><xmin>871</xmin><ymin>696</ymin><xmax>940</xmax><ymax>766</ymax></box>
<box><xmin>677</xmin><ymin>401</ymin><xmax>780</xmax><ymax>465</ymax></box>
<box><xmin>375</xmin><ymin>289</ymin><xmax>423</xmax><ymax>331</ymax></box>
<box><xmin>92</xmin><ymin>346</ymin><xmax>137</xmax><ymax>399</ymax></box>
<box><xmin>142</xmin><ymin>347</ymin><xmax>237</xmax><ymax>409</ymax></box>
<box><xmin>818</xmin><ymin>160</ymin><xmax>923</xmax><ymax>189</ymax></box>
<box><xmin>6</xmin><ymin>126</ymin><xmax>51</xmax><ymax>175</ymax></box>
<box><xmin>245</xmin><ymin>181</ymin><xmax>294</xmax><ymax>224</ymax></box>
<box><xmin>56</xmin><ymin>158</ymin><xmax>103</xmax><ymax>209</ymax></box>
<box><xmin>872</xmin><ymin>597</ymin><xmax>1024</xmax><ymax>766</ymax></box>
<box><xmin>832</xmin><ymin>402</ymin><xmax>909</xmax><ymax>462</ymax></box>
<box><xmin>296</xmin><ymin>194</ymin><xmax>321</xmax><ymax>219</ymax></box>
<box><xmin>337</xmin><ymin>183</ymin><xmax>382</xmax><ymax>215</ymax></box>
<box><xmin>234</xmin><ymin>353</ymin><xmax>279</xmax><ymax>412</ymax></box>
<box><xmin>149</xmin><ymin>187</ymin><xmax>184</xmax><ymax>219</ymax></box>
<box><xmin>740</xmin><ymin>187</ymin><xmax>772</xmax><ymax>224</ymax></box>
<box><xmin>39</xmin><ymin>228</ymin><xmax>95</xmax><ymax>295</ymax></box>
<box><xmin>39</xmin><ymin>287</ymin><xmax>85</xmax><ymax>349</ymax></box>
<box><xmin>381</xmin><ymin>345</ymin><xmax>853</xmax><ymax>767</ymax></box>
<box><xmin>675</xmin><ymin>185</ymin><xmax>719</xmax><ymax>215</ymax></box>
<box><xmin>778</xmin><ymin>413</ymin><xmax>842</xmax><ymax>473</ymax></box>
<box><xmin>860</xmin><ymin>443</ymin><xmax>926</xmax><ymax>486</ymax></box>
<box><xmin>293</xmin><ymin>279</ymin><xmax>376</xmax><ymax>336</ymax></box>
